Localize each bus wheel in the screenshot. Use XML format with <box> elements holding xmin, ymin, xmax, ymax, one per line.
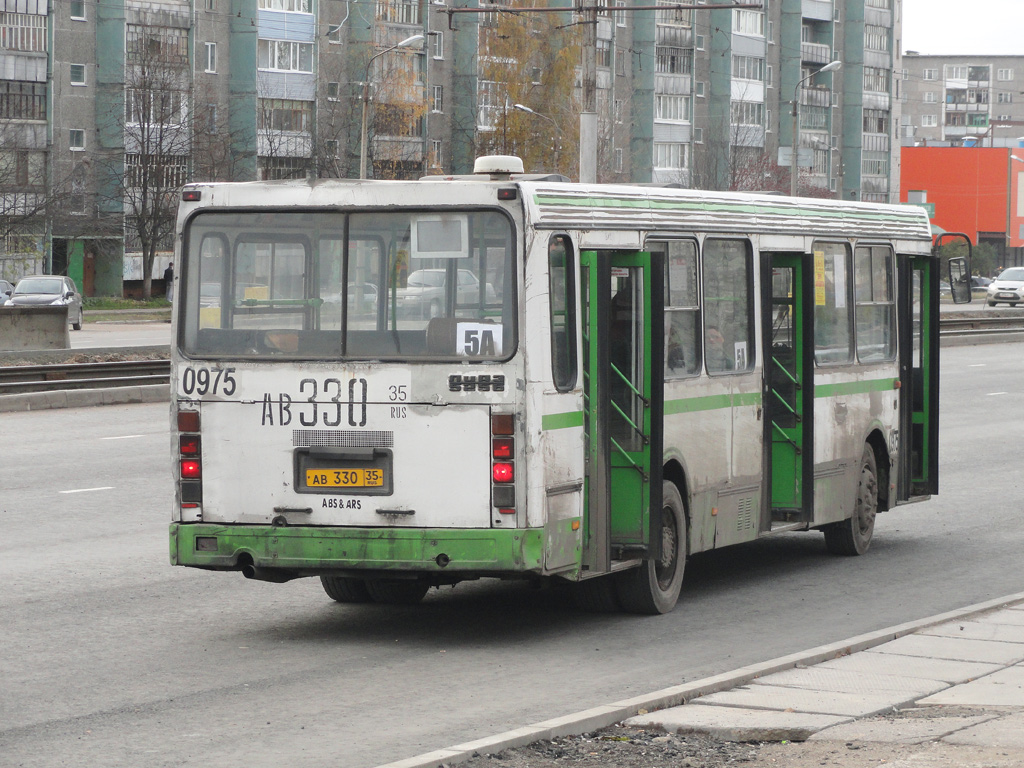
<box><xmin>824</xmin><ymin>445</ymin><xmax>878</xmax><ymax>556</ymax></box>
<box><xmin>320</xmin><ymin>575</ymin><xmax>372</xmax><ymax>603</ymax></box>
<box><xmin>571</xmin><ymin>576</ymin><xmax>620</xmax><ymax>612</ymax></box>
<box><xmin>365</xmin><ymin>578</ymin><xmax>430</xmax><ymax>605</ymax></box>
<box><xmin>615</xmin><ymin>481</ymin><xmax>687</xmax><ymax>615</ymax></box>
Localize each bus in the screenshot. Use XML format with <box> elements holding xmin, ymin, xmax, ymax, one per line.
<box><xmin>168</xmin><ymin>156</ymin><xmax>969</xmax><ymax>614</ymax></box>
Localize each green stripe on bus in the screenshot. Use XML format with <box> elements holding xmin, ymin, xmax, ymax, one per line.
<box><xmin>542</xmin><ymin>411</ymin><xmax>585</xmax><ymax>430</ymax></box>
<box><xmin>532</xmin><ymin>194</ymin><xmax>922</xmax><ymax>225</ymax></box>
<box><xmin>664</xmin><ymin>391</ymin><xmax>761</xmax><ymax>415</ymax></box>
<box><xmin>815</xmin><ymin>378</ymin><xmax>898</xmax><ymax>398</ymax></box>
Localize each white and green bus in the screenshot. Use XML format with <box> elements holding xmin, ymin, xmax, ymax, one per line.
<box><xmin>169</xmin><ymin>156</ymin><xmax>969</xmax><ymax>614</ymax></box>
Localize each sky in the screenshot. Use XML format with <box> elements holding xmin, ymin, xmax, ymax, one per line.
<box><xmin>902</xmin><ymin>0</ymin><xmax>1022</xmax><ymax>56</ymax></box>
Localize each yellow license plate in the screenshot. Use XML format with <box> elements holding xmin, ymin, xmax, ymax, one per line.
<box><xmin>306</xmin><ymin>468</ymin><xmax>385</xmax><ymax>488</ymax></box>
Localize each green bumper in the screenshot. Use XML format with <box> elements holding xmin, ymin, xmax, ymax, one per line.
<box><xmin>170</xmin><ymin>523</ymin><xmax>545</xmax><ymax>575</ymax></box>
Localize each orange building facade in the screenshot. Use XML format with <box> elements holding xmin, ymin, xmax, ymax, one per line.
<box><xmin>900</xmin><ymin>147</ymin><xmax>1024</xmax><ymax>267</ymax></box>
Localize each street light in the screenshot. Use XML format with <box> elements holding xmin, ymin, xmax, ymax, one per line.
<box><xmin>513</xmin><ymin>104</ymin><xmax>562</xmax><ymax>173</ymax></box>
<box><xmin>359</xmin><ymin>34</ymin><xmax>424</xmax><ymax>180</ymax></box>
<box><xmin>790</xmin><ymin>60</ymin><xmax>841</xmax><ymax>198</ymax></box>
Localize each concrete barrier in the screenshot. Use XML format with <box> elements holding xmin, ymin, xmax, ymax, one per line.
<box><xmin>0</xmin><ymin>306</ymin><xmax>70</xmax><ymax>351</ymax></box>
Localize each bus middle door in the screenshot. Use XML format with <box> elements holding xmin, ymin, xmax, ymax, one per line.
<box><xmin>762</xmin><ymin>252</ymin><xmax>814</xmax><ymax>526</ymax></box>
<box><xmin>580</xmin><ymin>250</ymin><xmax>664</xmax><ymax>573</ymax></box>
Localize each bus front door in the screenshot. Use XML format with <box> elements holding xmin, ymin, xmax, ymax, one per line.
<box><xmin>580</xmin><ymin>250</ymin><xmax>664</xmax><ymax>573</ymax></box>
<box><xmin>763</xmin><ymin>253</ymin><xmax>814</xmax><ymax>525</ymax></box>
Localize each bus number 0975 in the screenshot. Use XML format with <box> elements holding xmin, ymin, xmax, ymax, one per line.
<box><xmin>181</xmin><ymin>366</ymin><xmax>237</xmax><ymax>396</ymax></box>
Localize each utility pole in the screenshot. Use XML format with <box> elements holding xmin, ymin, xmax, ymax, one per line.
<box><xmin>579</xmin><ymin>0</ymin><xmax>598</xmax><ymax>183</ymax></box>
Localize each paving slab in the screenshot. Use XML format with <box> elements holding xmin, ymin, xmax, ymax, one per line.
<box><xmin>625</xmin><ymin>705</ymin><xmax>850</xmax><ymax>742</ymax></box>
<box><xmin>818</xmin><ymin>650</ymin><xmax>1002</xmax><ymax>684</ymax></box>
<box><xmin>808</xmin><ymin>714</ymin><xmax>997</xmax><ymax>744</ymax></box>
<box><xmin>922</xmin><ymin>620</ymin><xmax>1024</xmax><ymax>644</ymax></box>
<box><xmin>692</xmin><ymin>684</ymin><xmax>909</xmax><ymax>718</ymax></box>
<box><xmin>980</xmin><ymin>608</ymin><xmax>1024</xmax><ymax>627</ymax></box>
<box><xmin>756</xmin><ymin>666</ymin><xmax>947</xmax><ymax>698</ymax></box>
<box><xmin>918</xmin><ymin>666</ymin><xmax>1024</xmax><ymax>707</ymax></box>
<box><xmin>942</xmin><ymin>711</ymin><xmax>1024</xmax><ymax>748</ymax></box>
<box><xmin>869</xmin><ymin>633</ymin><xmax>1024</xmax><ymax>665</ymax></box>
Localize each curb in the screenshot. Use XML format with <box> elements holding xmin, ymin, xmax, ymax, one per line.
<box><xmin>0</xmin><ymin>384</ymin><xmax>169</xmax><ymax>412</ymax></box>
<box><xmin>374</xmin><ymin>591</ymin><xmax>1024</xmax><ymax>768</ymax></box>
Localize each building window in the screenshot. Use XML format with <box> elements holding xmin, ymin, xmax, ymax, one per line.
<box><xmin>70</xmin><ymin>64</ymin><xmax>86</xmax><ymax>86</ymax></box>
<box><xmin>656</xmin><ymin>0</ymin><xmax>692</xmax><ymax>27</ymax></box>
<box><xmin>258</xmin><ymin>98</ymin><xmax>313</xmax><ymax>132</ymax></box>
<box><xmin>597</xmin><ymin>39</ymin><xmax>611</xmax><ymax>68</ymax></box>
<box><xmin>656</xmin><ymin>45</ymin><xmax>692</xmax><ymax>75</ymax></box>
<box><xmin>326</xmin><ymin>81</ymin><xmax>340</xmax><ymax>101</ymax></box>
<box><xmin>258</xmin><ymin>156</ymin><xmax>309</xmax><ymax>180</ymax></box>
<box><xmin>126</xmin><ymin>89</ymin><xmax>185</xmax><ymax>126</ymax></box>
<box><xmin>125</xmin><ymin>153</ymin><xmax>189</xmax><ymax>188</ymax></box>
<box><xmin>654</xmin><ymin>142</ymin><xmax>689</xmax><ymax>170</ymax></box>
<box><xmin>258</xmin><ymin>0</ymin><xmax>310</xmax><ymax>11</ymax></box>
<box><xmin>732</xmin><ymin>9</ymin><xmax>765</xmax><ymax>37</ymax></box>
<box><xmin>863</xmin><ymin>66</ymin><xmax>890</xmax><ymax>93</ymax></box>
<box><xmin>695</xmin><ymin>81</ymin><xmax>705</xmax><ymax>97</ymax></box>
<box><xmin>70</xmin><ymin>0</ymin><xmax>86</xmax><ymax>19</ymax></box>
<box><xmin>696</xmin><ymin>34</ymin><xmax>705</xmax><ymax>50</ymax></box>
<box><xmin>997</xmin><ymin>92</ymin><xmax>1013</xmax><ymax>103</ymax></box>
<box><xmin>375</xmin><ymin>0</ymin><xmax>419</xmax><ymax>25</ymax></box>
<box><xmin>0</xmin><ymin>149</ymin><xmax>46</xmax><ymax>188</ymax></box>
<box><xmin>432</xmin><ymin>31</ymin><xmax>443</xmax><ymax>59</ymax></box>
<box><xmin>655</xmin><ymin>94</ymin><xmax>690</xmax><ymax>122</ymax></box>
<box><xmin>866</xmin><ymin>0</ymin><xmax>891</xmax><ymax>7</ymax></box>
<box><xmin>922</xmin><ymin>69</ymin><xmax>937</xmax><ymax>81</ymax></box>
<box><xmin>862</xmin><ymin>151</ymin><xmax>888</xmax><ymax>177</ymax></box>
<box><xmin>694</xmin><ymin>127</ymin><xmax>703</xmax><ymax>143</ymax></box>
<box><xmin>0</xmin><ymin>11</ymin><xmax>47</xmax><ymax>52</ymax></box>
<box><xmin>432</xmin><ymin>85</ymin><xmax>443</xmax><ymax>113</ymax></box>
<box><xmin>863</xmin><ymin>109</ymin><xmax>889</xmax><ymax>134</ymax></box>
<box><xmin>430</xmin><ymin>139</ymin><xmax>442</xmax><ymax>168</ymax></box>
<box><xmin>69</xmin><ymin>129</ymin><xmax>85</xmax><ymax>150</ymax></box>
<box><xmin>730</xmin><ymin>100</ymin><xmax>764</xmax><ymax>126</ymax></box>
<box><xmin>732</xmin><ymin>55</ymin><xmax>766</xmax><ymax>82</ymax></box>
<box><xmin>615</xmin><ymin>0</ymin><xmax>627</xmax><ymax>26</ymax></box>
<box><xmin>864</xmin><ymin>25</ymin><xmax>889</xmax><ymax>52</ymax></box>
<box><xmin>204</xmin><ymin>42</ymin><xmax>217</xmax><ymax>73</ymax></box>
<box><xmin>325</xmin><ymin>140</ymin><xmax>338</xmax><ymax>157</ymax></box>
<box><xmin>924</xmin><ymin>91</ymin><xmax>937</xmax><ymax>103</ymax></box>
<box><xmin>945</xmin><ymin>65</ymin><xmax>968</xmax><ymax>80</ymax></box>
<box><xmin>0</xmin><ymin>81</ymin><xmax>46</xmax><ymax>120</ymax></box>
<box><xmin>258</xmin><ymin>39</ymin><xmax>314</xmax><ymax>73</ymax></box>
<box><xmin>997</xmin><ymin>68</ymin><xmax>1014</xmax><ymax>81</ymax></box>
<box><xmin>127</xmin><ymin>24</ymin><xmax>189</xmax><ymax>65</ymax></box>
<box><xmin>614</xmin><ymin>147</ymin><xmax>623</xmax><ymax>172</ymax></box>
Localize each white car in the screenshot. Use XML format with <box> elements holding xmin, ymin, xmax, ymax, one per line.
<box><xmin>986</xmin><ymin>268</ymin><xmax>1024</xmax><ymax>307</ymax></box>
<box><xmin>396</xmin><ymin>269</ymin><xmax>496</xmax><ymax>318</ymax></box>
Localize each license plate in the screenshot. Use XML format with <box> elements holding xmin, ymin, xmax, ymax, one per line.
<box><xmin>305</xmin><ymin>468</ymin><xmax>385</xmax><ymax>488</ymax></box>
<box><xmin>999</xmin><ymin>293</ymin><xmax>1016</xmax><ymax>299</ymax></box>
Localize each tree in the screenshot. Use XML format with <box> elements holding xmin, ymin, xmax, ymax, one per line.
<box><xmin>475</xmin><ymin>1</ymin><xmax>581</xmax><ymax>178</ymax></box>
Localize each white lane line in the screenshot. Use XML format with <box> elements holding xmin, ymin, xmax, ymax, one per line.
<box><xmin>969</xmin><ymin>364</ymin><xmax>986</xmax><ymax>368</ymax></box>
<box><xmin>101</xmin><ymin>435</ymin><xmax>146</xmax><ymax>440</ymax></box>
<box><xmin>59</xmin><ymin>487</ymin><xmax>115</xmax><ymax>494</ymax></box>
<box><xmin>988</xmin><ymin>392</ymin><xmax>1008</xmax><ymax>396</ymax></box>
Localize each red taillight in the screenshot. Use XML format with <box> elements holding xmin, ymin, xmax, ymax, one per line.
<box><xmin>178</xmin><ymin>410</ymin><xmax>200</xmax><ymax>432</ymax></box>
<box><xmin>492</xmin><ymin>437</ymin><xmax>513</xmax><ymax>459</ymax></box>
<box><xmin>492</xmin><ymin>462</ymin><xmax>514</xmax><ymax>483</ymax></box>
<box><xmin>180</xmin><ymin>460</ymin><xmax>201</xmax><ymax>479</ymax></box>
<box><xmin>179</xmin><ymin>435</ymin><xmax>200</xmax><ymax>456</ymax></box>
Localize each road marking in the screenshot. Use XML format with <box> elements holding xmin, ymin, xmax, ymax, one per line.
<box><xmin>59</xmin><ymin>487</ymin><xmax>115</xmax><ymax>494</ymax></box>
<box><xmin>987</xmin><ymin>392</ymin><xmax>1008</xmax><ymax>396</ymax></box>
<box><xmin>101</xmin><ymin>435</ymin><xmax>146</xmax><ymax>440</ymax></box>
<box><xmin>969</xmin><ymin>364</ymin><xmax>986</xmax><ymax>368</ymax></box>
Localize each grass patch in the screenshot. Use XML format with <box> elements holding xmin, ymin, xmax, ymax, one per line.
<box><xmin>84</xmin><ymin>297</ymin><xmax>171</xmax><ymax>310</ymax></box>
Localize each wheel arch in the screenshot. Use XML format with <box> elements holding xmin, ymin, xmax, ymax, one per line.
<box><xmin>865</xmin><ymin>428</ymin><xmax>891</xmax><ymax>512</ymax></box>
<box><xmin>662</xmin><ymin>458</ymin><xmax>692</xmax><ymax>552</ymax></box>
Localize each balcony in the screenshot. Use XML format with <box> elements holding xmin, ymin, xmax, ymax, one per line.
<box><xmin>800</xmin><ymin>85</ymin><xmax>832</xmax><ymax>108</ymax></box>
<box><xmin>801</xmin><ymin>42</ymin><xmax>831</xmax><ymax>66</ymax></box>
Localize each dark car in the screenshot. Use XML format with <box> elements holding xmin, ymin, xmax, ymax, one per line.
<box><xmin>8</xmin><ymin>275</ymin><xmax>84</xmax><ymax>330</ymax></box>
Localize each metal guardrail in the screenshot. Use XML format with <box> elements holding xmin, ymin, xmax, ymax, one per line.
<box><xmin>0</xmin><ymin>314</ymin><xmax>1023</xmax><ymax>397</ymax></box>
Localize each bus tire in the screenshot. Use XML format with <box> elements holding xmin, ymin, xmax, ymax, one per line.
<box><xmin>365</xmin><ymin>578</ymin><xmax>430</xmax><ymax>605</ymax></box>
<box><xmin>320</xmin><ymin>575</ymin><xmax>372</xmax><ymax>603</ymax></box>
<box><xmin>824</xmin><ymin>444</ymin><xmax>878</xmax><ymax>556</ymax></box>
<box><xmin>571</xmin><ymin>576</ymin><xmax>621</xmax><ymax>612</ymax></box>
<box><xmin>615</xmin><ymin>481</ymin><xmax>687</xmax><ymax>615</ymax></box>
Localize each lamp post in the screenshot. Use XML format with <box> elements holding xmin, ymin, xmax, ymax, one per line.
<box><xmin>513</xmin><ymin>104</ymin><xmax>562</xmax><ymax>173</ymax></box>
<box><xmin>790</xmin><ymin>60</ymin><xmax>841</xmax><ymax>198</ymax></box>
<box><xmin>359</xmin><ymin>34</ymin><xmax>424</xmax><ymax>180</ymax></box>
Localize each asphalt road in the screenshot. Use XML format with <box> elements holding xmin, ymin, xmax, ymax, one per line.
<box><xmin>2</xmin><ymin>341</ymin><xmax>1023</xmax><ymax>768</ymax></box>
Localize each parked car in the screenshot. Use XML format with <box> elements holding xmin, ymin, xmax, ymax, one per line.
<box><xmin>985</xmin><ymin>268</ymin><xmax>1024</xmax><ymax>307</ymax></box>
<box><xmin>7</xmin><ymin>275</ymin><xmax>84</xmax><ymax>329</ymax></box>
<box><xmin>396</xmin><ymin>269</ymin><xmax>495</xmax><ymax>318</ymax></box>
<box><xmin>971</xmin><ymin>276</ymin><xmax>992</xmax><ymax>296</ymax></box>
<box><xmin>0</xmin><ymin>279</ymin><xmax>13</xmax><ymax>305</ymax></box>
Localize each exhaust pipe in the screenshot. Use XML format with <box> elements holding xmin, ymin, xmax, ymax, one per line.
<box><xmin>241</xmin><ymin>564</ymin><xmax>299</xmax><ymax>583</ymax></box>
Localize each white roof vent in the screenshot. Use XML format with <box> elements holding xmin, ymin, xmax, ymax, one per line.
<box><xmin>473</xmin><ymin>155</ymin><xmax>525</xmax><ymax>177</ymax></box>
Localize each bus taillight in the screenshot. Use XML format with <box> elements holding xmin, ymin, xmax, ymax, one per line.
<box><xmin>492</xmin><ymin>438</ymin><xmax>513</xmax><ymax>459</ymax></box>
<box><xmin>178</xmin><ymin>410</ymin><xmax>200</xmax><ymax>432</ymax></box>
<box><xmin>492</xmin><ymin>462</ymin><xmax>514</xmax><ymax>483</ymax></box>
<box><xmin>179</xmin><ymin>435</ymin><xmax>201</xmax><ymax>456</ymax></box>
<box><xmin>177</xmin><ymin>409</ymin><xmax>203</xmax><ymax>506</ymax></box>
<box><xmin>180</xmin><ymin>460</ymin><xmax>201</xmax><ymax>479</ymax></box>
<box><xmin>491</xmin><ymin>412</ymin><xmax>516</xmax><ymax>516</ymax></box>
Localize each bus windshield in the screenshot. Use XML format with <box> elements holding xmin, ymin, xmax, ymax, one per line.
<box><xmin>180</xmin><ymin>209</ymin><xmax>515</xmax><ymax>360</ymax></box>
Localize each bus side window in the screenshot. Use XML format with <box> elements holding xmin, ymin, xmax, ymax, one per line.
<box><xmin>663</xmin><ymin>240</ymin><xmax>700</xmax><ymax>377</ymax></box>
<box><xmin>703</xmin><ymin>239</ymin><xmax>754</xmax><ymax>374</ymax></box>
<box><xmin>548</xmin><ymin>235</ymin><xmax>577</xmax><ymax>391</ymax></box>
<box><xmin>813</xmin><ymin>242</ymin><xmax>854</xmax><ymax>365</ymax></box>
<box><xmin>855</xmin><ymin>245</ymin><xmax>896</xmax><ymax>362</ymax></box>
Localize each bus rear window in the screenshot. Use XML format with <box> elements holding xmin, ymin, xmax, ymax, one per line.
<box><xmin>180</xmin><ymin>210</ymin><xmax>516</xmax><ymax>360</ymax></box>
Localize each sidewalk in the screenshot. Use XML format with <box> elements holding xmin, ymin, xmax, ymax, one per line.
<box><xmin>379</xmin><ymin>592</ymin><xmax>1024</xmax><ymax>768</ymax></box>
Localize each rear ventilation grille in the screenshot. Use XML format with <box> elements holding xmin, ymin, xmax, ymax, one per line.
<box><xmin>293</xmin><ymin>430</ymin><xmax>394</xmax><ymax>448</ymax></box>
<box><xmin>737</xmin><ymin>496</ymin><xmax>755</xmax><ymax>531</ymax></box>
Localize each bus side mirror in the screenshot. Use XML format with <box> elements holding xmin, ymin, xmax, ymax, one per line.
<box><xmin>948</xmin><ymin>257</ymin><xmax>971</xmax><ymax>304</ymax></box>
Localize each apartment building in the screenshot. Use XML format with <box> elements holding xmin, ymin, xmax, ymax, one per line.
<box><xmin>901</xmin><ymin>53</ymin><xmax>1024</xmax><ymax>148</ymax></box>
<box><xmin>0</xmin><ymin>0</ymin><xmax>902</xmax><ymax>292</ymax></box>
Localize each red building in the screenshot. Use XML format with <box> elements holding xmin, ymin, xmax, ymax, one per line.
<box><xmin>900</xmin><ymin>147</ymin><xmax>1024</xmax><ymax>267</ymax></box>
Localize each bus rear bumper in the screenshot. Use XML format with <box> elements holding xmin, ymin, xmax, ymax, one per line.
<box><xmin>169</xmin><ymin>523</ymin><xmax>545</xmax><ymax>577</ymax></box>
